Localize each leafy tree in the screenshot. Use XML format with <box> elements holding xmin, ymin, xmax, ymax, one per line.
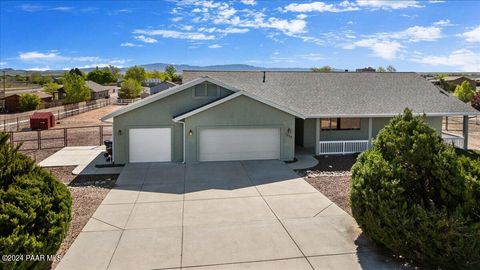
<box><xmin>471</xmin><ymin>92</ymin><xmax>480</xmax><ymax>111</ymax></box>
<box><xmin>124</xmin><ymin>66</ymin><xmax>146</xmax><ymax>83</ymax></box>
<box><xmin>311</xmin><ymin>66</ymin><xmax>332</xmax><ymax>72</ymax></box>
<box><xmin>436</xmin><ymin>73</ymin><xmax>448</xmax><ymax>79</ymax></box>
<box><xmin>63</xmin><ymin>72</ymin><xmax>91</xmax><ymax>103</ymax></box>
<box><xmin>86</xmin><ymin>68</ymin><xmax>116</xmax><ymax>84</ymax></box>
<box><xmin>43</xmin><ymin>82</ymin><xmax>61</xmax><ymax>94</ymax></box>
<box><xmin>69</xmin><ymin>68</ymin><xmax>84</xmax><ymax>77</ymax></box>
<box><xmin>164</xmin><ymin>65</ymin><xmax>178</xmax><ymax>81</ymax></box>
<box><xmin>107</xmin><ymin>65</ymin><xmax>121</xmax><ymax>80</ymax></box>
<box><xmin>19</xmin><ymin>93</ymin><xmax>41</xmax><ymax>112</ymax></box>
<box><xmin>0</xmin><ymin>132</ymin><xmax>72</xmax><ymax>270</ymax></box>
<box><xmin>454</xmin><ymin>80</ymin><xmax>475</xmax><ymax>103</ymax></box>
<box><xmin>147</xmin><ymin>70</ymin><xmax>167</xmax><ymax>81</ymax></box>
<box><xmin>351</xmin><ymin>109</ymin><xmax>480</xmax><ymax>269</ymax></box>
<box><xmin>386</xmin><ymin>65</ymin><xmax>396</xmax><ymax>72</ymax></box>
<box><xmin>29</xmin><ymin>73</ymin><xmax>46</xmax><ymax>84</ymax></box>
<box><xmin>377</xmin><ymin>66</ymin><xmax>386</xmax><ymax>72</ymax></box>
<box><xmin>119</xmin><ymin>78</ymin><xmax>143</xmax><ymax>99</ymax></box>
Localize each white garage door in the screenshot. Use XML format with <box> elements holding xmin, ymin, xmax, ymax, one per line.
<box><xmin>129</xmin><ymin>128</ymin><xmax>171</xmax><ymax>163</ymax></box>
<box><xmin>199</xmin><ymin>128</ymin><xmax>281</xmax><ymax>161</ymax></box>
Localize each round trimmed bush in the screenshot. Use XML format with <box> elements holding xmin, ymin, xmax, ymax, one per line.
<box><xmin>351</xmin><ymin>109</ymin><xmax>480</xmax><ymax>269</ymax></box>
<box><xmin>0</xmin><ymin>133</ymin><xmax>72</xmax><ymax>270</ymax></box>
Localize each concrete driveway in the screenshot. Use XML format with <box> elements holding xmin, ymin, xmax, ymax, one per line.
<box><xmin>57</xmin><ymin>160</ymin><xmax>402</xmax><ymax>270</ymax></box>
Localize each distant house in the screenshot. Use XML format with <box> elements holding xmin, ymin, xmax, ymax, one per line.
<box><xmin>86</xmin><ymin>81</ymin><xmax>110</xmax><ymax>100</ymax></box>
<box><xmin>150</xmin><ymin>81</ymin><xmax>177</xmax><ymax>95</ymax></box>
<box><xmin>356</xmin><ymin>67</ymin><xmax>376</xmax><ymax>72</ymax></box>
<box><xmin>144</xmin><ymin>78</ymin><xmax>163</xmax><ymax>87</ymax></box>
<box><xmin>441</xmin><ymin>76</ymin><xmax>477</xmax><ymax>89</ymax></box>
<box><xmin>1</xmin><ymin>91</ymin><xmax>53</xmax><ymax>113</ymax></box>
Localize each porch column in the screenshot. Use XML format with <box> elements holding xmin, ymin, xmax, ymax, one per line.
<box><xmin>315</xmin><ymin>118</ymin><xmax>320</xmax><ymax>155</ymax></box>
<box><xmin>463</xmin><ymin>115</ymin><xmax>469</xmax><ymax>150</ymax></box>
<box><xmin>368</xmin><ymin>117</ymin><xmax>373</xmax><ymax>148</ymax></box>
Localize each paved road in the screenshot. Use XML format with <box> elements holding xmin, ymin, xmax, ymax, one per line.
<box><xmin>56</xmin><ymin>160</ymin><xmax>403</xmax><ymax>270</ymax></box>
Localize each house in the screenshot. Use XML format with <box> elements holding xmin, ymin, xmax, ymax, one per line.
<box><xmin>441</xmin><ymin>76</ymin><xmax>477</xmax><ymax>89</ymax></box>
<box><xmin>143</xmin><ymin>78</ymin><xmax>163</xmax><ymax>87</ymax></box>
<box><xmin>2</xmin><ymin>91</ymin><xmax>53</xmax><ymax>113</ymax></box>
<box><xmin>101</xmin><ymin>71</ymin><xmax>479</xmax><ymax>164</ymax></box>
<box><xmin>150</xmin><ymin>81</ymin><xmax>177</xmax><ymax>95</ymax></box>
<box><xmin>86</xmin><ymin>81</ymin><xmax>110</xmax><ymax>100</ymax></box>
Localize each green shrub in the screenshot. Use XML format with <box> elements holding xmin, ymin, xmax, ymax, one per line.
<box><xmin>350</xmin><ymin>109</ymin><xmax>480</xmax><ymax>269</ymax></box>
<box><xmin>0</xmin><ymin>133</ymin><xmax>72</xmax><ymax>270</ymax></box>
<box><xmin>19</xmin><ymin>94</ymin><xmax>41</xmax><ymax>112</ymax></box>
<box><xmin>119</xmin><ymin>78</ymin><xmax>143</xmax><ymax>99</ymax></box>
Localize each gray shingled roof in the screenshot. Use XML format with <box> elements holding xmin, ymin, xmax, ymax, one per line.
<box><xmin>86</xmin><ymin>81</ymin><xmax>110</xmax><ymax>93</ymax></box>
<box><xmin>182</xmin><ymin>71</ymin><xmax>479</xmax><ymax>117</ymax></box>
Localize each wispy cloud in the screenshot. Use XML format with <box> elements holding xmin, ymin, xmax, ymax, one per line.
<box><xmin>134</xmin><ymin>35</ymin><xmax>158</xmax><ymax>43</ymax></box>
<box><xmin>50</xmin><ymin>6</ymin><xmax>74</xmax><ymax>12</ymax></box>
<box><xmin>433</xmin><ymin>19</ymin><xmax>453</xmax><ymax>26</ymax></box>
<box><xmin>241</xmin><ymin>0</ymin><xmax>256</xmax><ymax>6</ymax></box>
<box><xmin>356</xmin><ymin>0</ymin><xmax>423</xmax><ymax>10</ymax></box>
<box><xmin>283</xmin><ymin>1</ymin><xmax>359</xmax><ymax>13</ymax></box>
<box><xmin>120</xmin><ymin>42</ymin><xmax>144</xmax><ymax>47</ymax></box>
<box><xmin>18</xmin><ymin>51</ymin><xmax>129</xmax><ymax>68</ymax></box>
<box><xmin>411</xmin><ymin>49</ymin><xmax>480</xmax><ymax>71</ymax></box>
<box><xmin>18</xmin><ymin>4</ymin><xmax>43</xmax><ymax>12</ymax></box>
<box><xmin>133</xmin><ymin>29</ymin><xmax>216</xmax><ymax>40</ymax></box>
<box><xmin>208</xmin><ymin>44</ymin><xmax>222</xmax><ymax>49</ymax></box>
<box><xmin>343</xmin><ymin>38</ymin><xmax>403</xmax><ymax>59</ymax></box>
<box><xmin>19</xmin><ymin>51</ymin><xmax>59</xmax><ymax>60</ymax></box>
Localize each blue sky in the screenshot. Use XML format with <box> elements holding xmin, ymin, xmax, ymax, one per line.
<box><xmin>1</xmin><ymin>0</ymin><xmax>479</xmax><ymax>71</ymax></box>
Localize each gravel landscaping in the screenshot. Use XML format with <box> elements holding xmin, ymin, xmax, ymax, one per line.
<box><xmin>45</xmin><ymin>166</ymin><xmax>118</xmax><ymax>269</ymax></box>
<box><xmin>297</xmin><ymin>154</ymin><xmax>358</xmax><ymax>215</ymax></box>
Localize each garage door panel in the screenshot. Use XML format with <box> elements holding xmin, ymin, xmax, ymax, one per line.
<box><xmin>129</xmin><ymin>128</ymin><xmax>171</xmax><ymax>163</ymax></box>
<box><xmin>199</xmin><ymin>128</ymin><xmax>280</xmax><ymax>162</ymax></box>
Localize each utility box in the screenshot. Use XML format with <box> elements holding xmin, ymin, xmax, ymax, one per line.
<box><xmin>30</xmin><ymin>112</ymin><xmax>55</xmax><ymax>130</ymax></box>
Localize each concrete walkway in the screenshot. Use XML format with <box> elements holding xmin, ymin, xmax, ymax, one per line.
<box><xmin>56</xmin><ymin>160</ymin><xmax>403</xmax><ymax>270</ymax></box>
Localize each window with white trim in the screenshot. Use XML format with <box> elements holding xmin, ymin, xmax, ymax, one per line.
<box><xmin>193</xmin><ymin>83</ymin><xmax>220</xmax><ymax>98</ymax></box>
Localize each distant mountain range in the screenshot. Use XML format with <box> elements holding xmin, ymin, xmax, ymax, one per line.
<box><xmin>0</xmin><ymin>63</ymin><xmax>320</xmax><ymax>75</ymax></box>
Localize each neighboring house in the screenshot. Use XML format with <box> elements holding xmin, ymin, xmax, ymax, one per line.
<box><xmin>150</xmin><ymin>81</ymin><xmax>177</xmax><ymax>95</ymax></box>
<box><xmin>101</xmin><ymin>71</ymin><xmax>479</xmax><ymax>164</ymax></box>
<box><xmin>441</xmin><ymin>76</ymin><xmax>477</xmax><ymax>89</ymax></box>
<box><xmin>1</xmin><ymin>91</ymin><xmax>53</xmax><ymax>113</ymax></box>
<box><xmin>144</xmin><ymin>78</ymin><xmax>163</xmax><ymax>87</ymax></box>
<box><xmin>86</xmin><ymin>80</ymin><xmax>110</xmax><ymax>100</ymax></box>
<box><xmin>355</xmin><ymin>67</ymin><xmax>376</xmax><ymax>72</ymax></box>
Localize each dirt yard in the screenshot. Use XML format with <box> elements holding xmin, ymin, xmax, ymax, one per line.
<box><xmin>53</xmin><ymin>104</ymin><xmax>120</xmax><ymax>128</ymax></box>
<box><xmin>297</xmin><ymin>155</ymin><xmax>358</xmax><ymax>215</ymax></box>
<box><xmin>443</xmin><ymin>116</ymin><xmax>480</xmax><ymax>150</ymax></box>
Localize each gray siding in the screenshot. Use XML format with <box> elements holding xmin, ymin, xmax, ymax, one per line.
<box><xmin>303</xmin><ymin>119</ymin><xmax>316</xmax><ymax>148</ymax></box>
<box><xmin>113</xmin><ymin>85</ymin><xmax>233</xmax><ymax>164</ymax></box>
<box><xmin>184</xmin><ymin>95</ymin><xmax>295</xmax><ymax>163</ymax></box>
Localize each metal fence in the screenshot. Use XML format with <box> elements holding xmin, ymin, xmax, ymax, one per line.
<box><xmin>9</xmin><ymin>125</ymin><xmax>113</xmax><ymax>151</ymax></box>
<box><xmin>0</xmin><ymin>99</ymin><xmax>111</xmax><ymax>132</ymax></box>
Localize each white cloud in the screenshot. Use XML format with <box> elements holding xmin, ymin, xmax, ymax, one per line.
<box><xmin>181</xmin><ymin>25</ymin><xmax>194</xmax><ymax>31</ymax></box>
<box><xmin>0</xmin><ymin>62</ymin><xmax>8</xmax><ymax>66</ymax></box>
<box><xmin>133</xmin><ymin>35</ymin><xmax>158</xmax><ymax>43</ymax></box>
<box><xmin>171</xmin><ymin>16</ymin><xmax>183</xmax><ymax>22</ymax></box>
<box><xmin>28</xmin><ymin>66</ymin><xmax>51</xmax><ymax>71</ymax></box>
<box><xmin>460</xmin><ymin>25</ymin><xmax>480</xmax><ymax>43</ymax></box>
<box><xmin>344</xmin><ymin>38</ymin><xmax>402</xmax><ymax>59</ymax></box>
<box><xmin>218</xmin><ymin>27</ymin><xmax>249</xmax><ymax>34</ymax></box>
<box><xmin>50</xmin><ymin>6</ymin><xmax>74</xmax><ymax>12</ymax></box>
<box><xmin>411</xmin><ymin>49</ymin><xmax>480</xmax><ymax>71</ymax></box>
<box><xmin>18</xmin><ymin>4</ymin><xmax>43</xmax><ymax>12</ymax></box>
<box><xmin>133</xmin><ymin>29</ymin><xmax>216</xmax><ymax>40</ymax></box>
<box><xmin>356</xmin><ymin>0</ymin><xmax>422</xmax><ymax>10</ymax></box>
<box><xmin>392</xmin><ymin>26</ymin><xmax>442</xmax><ymax>41</ymax></box>
<box><xmin>434</xmin><ymin>19</ymin><xmax>453</xmax><ymax>26</ymax></box>
<box><xmin>208</xmin><ymin>44</ymin><xmax>222</xmax><ymax>48</ymax></box>
<box><xmin>19</xmin><ymin>51</ymin><xmax>59</xmax><ymax>60</ymax></box>
<box><xmin>120</xmin><ymin>42</ymin><xmax>144</xmax><ymax>47</ymax></box>
<box><xmin>284</xmin><ymin>1</ymin><xmax>359</xmax><ymax>13</ymax></box>
<box><xmin>241</xmin><ymin>0</ymin><xmax>256</xmax><ymax>5</ymax></box>
<box><xmin>428</xmin><ymin>0</ymin><xmax>445</xmax><ymax>3</ymax></box>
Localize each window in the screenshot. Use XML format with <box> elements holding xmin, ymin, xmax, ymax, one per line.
<box><xmin>193</xmin><ymin>83</ymin><xmax>219</xmax><ymax>98</ymax></box>
<box><xmin>321</xmin><ymin>118</ymin><xmax>360</xmax><ymax>130</ymax></box>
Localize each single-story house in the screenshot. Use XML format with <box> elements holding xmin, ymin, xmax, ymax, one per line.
<box><xmin>1</xmin><ymin>91</ymin><xmax>53</xmax><ymax>113</ymax></box>
<box><xmin>86</xmin><ymin>81</ymin><xmax>110</xmax><ymax>100</ymax></box>
<box><xmin>150</xmin><ymin>81</ymin><xmax>177</xmax><ymax>95</ymax></box>
<box><xmin>441</xmin><ymin>76</ymin><xmax>477</xmax><ymax>89</ymax></box>
<box><xmin>144</xmin><ymin>78</ymin><xmax>163</xmax><ymax>87</ymax></box>
<box><xmin>101</xmin><ymin>71</ymin><xmax>479</xmax><ymax>164</ymax></box>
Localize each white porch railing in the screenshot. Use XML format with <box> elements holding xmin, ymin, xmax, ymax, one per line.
<box><xmin>318</xmin><ymin>140</ymin><xmax>370</xmax><ymax>155</ymax></box>
<box><xmin>442</xmin><ymin>132</ymin><xmax>464</xmax><ymax>148</ymax></box>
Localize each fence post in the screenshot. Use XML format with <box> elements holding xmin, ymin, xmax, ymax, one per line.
<box><xmin>9</xmin><ymin>131</ymin><xmax>13</xmax><ymax>144</ymax></box>
<box><xmin>99</xmin><ymin>126</ymin><xmax>103</xmax><ymax>145</ymax></box>
<box><xmin>3</xmin><ymin>119</ymin><xmax>5</xmax><ymax>132</ymax></box>
<box><xmin>37</xmin><ymin>130</ymin><xmax>41</xmax><ymax>150</ymax></box>
<box><xmin>57</xmin><ymin>110</ymin><xmax>60</xmax><ymax>120</ymax></box>
<box><xmin>64</xmin><ymin>128</ymin><xmax>67</xmax><ymax>147</ymax></box>
<box><xmin>16</xmin><ymin>117</ymin><xmax>19</xmax><ymax>131</ymax></box>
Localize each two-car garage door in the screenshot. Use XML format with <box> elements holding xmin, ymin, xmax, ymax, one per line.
<box><xmin>199</xmin><ymin>128</ymin><xmax>281</xmax><ymax>162</ymax></box>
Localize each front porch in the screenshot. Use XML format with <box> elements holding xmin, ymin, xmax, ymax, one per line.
<box><xmin>295</xmin><ymin>116</ymin><xmax>470</xmax><ymax>156</ymax></box>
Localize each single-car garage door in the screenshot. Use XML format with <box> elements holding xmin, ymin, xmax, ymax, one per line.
<box><xmin>129</xmin><ymin>128</ymin><xmax>171</xmax><ymax>162</ymax></box>
<box><xmin>199</xmin><ymin>128</ymin><xmax>280</xmax><ymax>161</ymax></box>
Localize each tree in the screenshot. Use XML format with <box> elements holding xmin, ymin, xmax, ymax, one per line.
<box><xmin>351</xmin><ymin>109</ymin><xmax>480</xmax><ymax>269</ymax></box>
<box><xmin>63</xmin><ymin>72</ymin><xmax>91</xmax><ymax>103</ymax></box>
<box><xmin>147</xmin><ymin>70</ymin><xmax>167</xmax><ymax>81</ymax></box>
<box><xmin>107</xmin><ymin>65</ymin><xmax>121</xmax><ymax>80</ymax></box>
<box><xmin>311</xmin><ymin>66</ymin><xmax>332</xmax><ymax>72</ymax></box>
<box><xmin>471</xmin><ymin>92</ymin><xmax>480</xmax><ymax>111</ymax></box>
<box><xmin>436</xmin><ymin>73</ymin><xmax>448</xmax><ymax>79</ymax></box>
<box><xmin>386</xmin><ymin>65</ymin><xmax>396</xmax><ymax>72</ymax></box>
<box><xmin>19</xmin><ymin>93</ymin><xmax>41</xmax><ymax>112</ymax></box>
<box><xmin>0</xmin><ymin>132</ymin><xmax>71</xmax><ymax>270</ymax></box>
<box><xmin>43</xmin><ymin>82</ymin><xmax>61</xmax><ymax>94</ymax></box>
<box><xmin>377</xmin><ymin>66</ymin><xmax>386</xmax><ymax>72</ymax></box>
<box><xmin>119</xmin><ymin>78</ymin><xmax>143</xmax><ymax>99</ymax></box>
<box><xmin>164</xmin><ymin>65</ymin><xmax>177</xmax><ymax>81</ymax></box>
<box><xmin>69</xmin><ymin>68</ymin><xmax>84</xmax><ymax>77</ymax></box>
<box><xmin>124</xmin><ymin>66</ymin><xmax>146</xmax><ymax>83</ymax></box>
<box><xmin>86</xmin><ymin>68</ymin><xmax>115</xmax><ymax>84</ymax></box>
<box><xmin>454</xmin><ymin>80</ymin><xmax>475</xmax><ymax>103</ymax></box>
<box><xmin>29</xmin><ymin>73</ymin><xmax>43</xmax><ymax>84</ymax></box>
